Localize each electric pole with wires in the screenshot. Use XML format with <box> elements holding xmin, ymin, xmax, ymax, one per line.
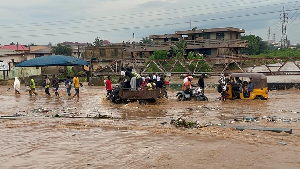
<box><xmin>280</xmin><ymin>7</ymin><xmax>288</xmax><ymax>49</ymax></box>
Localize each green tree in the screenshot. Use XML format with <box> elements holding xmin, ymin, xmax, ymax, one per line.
<box><xmin>151</xmin><ymin>50</ymin><xmax>168</xmax><ymax>60</ymax></box>
<box><xmin>140</xmin><ymin>37</ymin><xmax>152</xmax><ymax>44</ymax></box>
<box><xmin>93</xmin><ymin>37</ymin><xmax>103</xmax><ymax>46</ymax></box>
<box><xmin>242</xmin><ymin>35</ymin><xmax>259</xmax><ymax>55</ymax></box>
<box><xmin>187</xmin><ymin>51</ymin><xmax>196</xmax><ymax>59</ymax></box>
<box><xmin>242</xmin><ymin>35</ymin><xmax>270</xmax><ymax>55</ymax></box>
<box><xmin>257</xmin><ymin>36</ymin><xmax>270</xmax><ymax>54</ymax></box>
<box><xmin>10</xmin><ymin>42</ymin><xmax>15</xmax><ymax>45</ymax></box>
<box><xmin>52</xmin><ymin>43</ymin><xmax>73</xmax><ymax>56</ymax></box>
<box><xmin>170</xmin><ymin>38</ymin><xmax>187</xmax><ymax>58</ymax></box>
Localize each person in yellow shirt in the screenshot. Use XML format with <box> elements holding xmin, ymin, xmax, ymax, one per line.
<box><xmin>44</xmin><ymin>75</ymin><xmax>51</xmax><ymax>96</ymax></box>
<box><xmin>146</xmin><ymin>79</ymin><xmax>153</xmax><ymax>90</ymax></box>
<box><xmin>29</xmin><ymin>77</ymin><xmax>38</xmax><ymax>96</ymax></box>
<box><xmin>73</xmin><ymin>74</ymin><xmax>80</xmax><ymax>98</ymax></box>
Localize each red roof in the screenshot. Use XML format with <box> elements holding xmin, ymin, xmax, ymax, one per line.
<box><xmin>0</xmin><ymin>45</ymin><xmax>29</xmax><ymax>51</ymax></box>
<box><xmin>103</xmin><ymin>40</ymin><xmax>110</xmax><ymax>44</ymax></box>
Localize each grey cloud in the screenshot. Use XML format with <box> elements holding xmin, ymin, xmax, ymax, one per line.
<box><xmin>137</xmin><ymin>0</ymin><xmax>171</xmax><ymax>9</ymax></box>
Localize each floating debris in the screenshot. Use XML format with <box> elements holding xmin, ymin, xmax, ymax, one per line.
<box><xmin>93</xmin><ymin>113</ymin><xmax>114</xmax><ymax>119</ymax></box>
<box><xmin>170</xmin><ymin>117</ymin><xmax>197</xmax><ymax>128</ymax></box>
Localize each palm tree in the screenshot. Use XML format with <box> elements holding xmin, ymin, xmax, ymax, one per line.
<box><xmin>170</xmin><ymin>38</ymin><xmax>187</xmax><ymax>58</ymax></box>
<box><xmin>140</xmin><ymin>37</ymin><xmax>152</xmax><ymax>44</ymax></box>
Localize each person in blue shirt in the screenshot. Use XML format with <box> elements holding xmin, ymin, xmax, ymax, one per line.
<box><xmin>247</xmin><ymin>78</ymin><xmax>254</xmax><ymax>96</ymax></box>
<box><xmin>65</xmin><ymin>76</ymin><xmax>72</xmax><ymax>96</ymax></box>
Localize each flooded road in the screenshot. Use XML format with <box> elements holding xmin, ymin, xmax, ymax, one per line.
<box><xmin>0</xmin><ymin>82</ymin><xmax>300</xmax><ymax>168</ymax></box>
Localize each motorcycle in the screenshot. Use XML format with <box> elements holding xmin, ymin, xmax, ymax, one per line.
<box><xmin>176</xmin><ymin>86</ymin><xmax>208</xmax><ymax>101</ymax></box>
<box><xmin>107</xmin><ymin>85</ymin><xmax>122</xmax><ymax>104</ymax></box>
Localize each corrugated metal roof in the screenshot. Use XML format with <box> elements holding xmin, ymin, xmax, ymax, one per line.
<box><xmin>30</xmin><ymin>45</ymin><xmax>52</xmax><ymax>53</ymax></box>
<box><xmin>0</xmin><ymin>45</ymin><xmax>29</xmax><ymax>51</ymax></box>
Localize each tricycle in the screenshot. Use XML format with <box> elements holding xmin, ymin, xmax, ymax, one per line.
<box><xmin>226</xmin><ymin>73</ymin><xmax>268</xmax><ymax>100</ymax></box>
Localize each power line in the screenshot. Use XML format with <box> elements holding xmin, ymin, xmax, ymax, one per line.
<box><xmin>287</xmin><ymin>0</ymin><xmax>299</xmax><ymax>20</ymax></box>
<box><xmin>0</xmin><ymin>0</ymin><xmax>296</xmax><ymax>30</ymax></box>
<box><xmin>290</xmin><ymin>12</ymin><xmax>300</xmax><ymax>23</ymax></box>
<box><xmin>1</xmin><ymin>1</ymin><xmax>295</xmax><ymax>36</ymax></box>
<box><xmin>0</xmin><ymin>1</ymin><xmax>298</xmax><ymax>43</ymax></box>
<box><xmin>0</xmin><ymin>8</ymin><xmax>295</xmax><ymax>40</ymax></box>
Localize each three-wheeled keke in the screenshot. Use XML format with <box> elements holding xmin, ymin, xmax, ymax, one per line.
<box><xmin>227</xmin><ymin>73</ymin><xmax>268</xmax><ymax>100</ymax></box>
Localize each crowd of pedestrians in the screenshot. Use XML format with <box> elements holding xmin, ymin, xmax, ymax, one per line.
<box><xmin>118</xmin><ymin>67</ymin><xmax>168</xmax><ymax>91</ymax></box>
<box><xmin>13</xmin><ymin>74</ymin><xmax>81</xmax><ymax>99</ymax></box>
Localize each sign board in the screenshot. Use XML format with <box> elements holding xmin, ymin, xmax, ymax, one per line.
<box><xmin>0</xmin><ymin>61</ymin><xmax>9</xmax><ymax>71</ymax></box>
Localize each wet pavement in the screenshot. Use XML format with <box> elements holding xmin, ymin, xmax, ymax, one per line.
<box><xmin>0</xmin><ymin>80</ymin><xmax>300</xmax><ymax>168</ymax></box>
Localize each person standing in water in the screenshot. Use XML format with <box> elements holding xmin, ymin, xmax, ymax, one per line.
<box><xmin>29</xmin><ymin>77</ymin><xmax>38</xmax><ymax>96</ymax></box>
<box><xmin>52</xmin><ymin>74</ymin><xmax>59</xmax><ymax>96</ymax></box>
<box><xmin>44</xmin><ymin>75</ymin><xmax>51</xmax><ymax>96</ymax></box>
<box><xmin>14</xmin><ymin>77</ymin><xmax>20</xmax><ymax>95</ymax></box>
<box><xmin>105</xmin><ymin>76</ymin><xmax>112</xmax><ymax>97</ymax></box>
<box><xmin>65</xmin><ymin>76</ymin><xmax>72</xmax><ymax>96</ymax></box>
<box><xmin>73</xmin><ymin>74</ymin><xmax>80</xmax><ymax>98</ymax></box>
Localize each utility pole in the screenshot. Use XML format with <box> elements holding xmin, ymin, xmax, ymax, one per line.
<box><xmin>268</xmin><ymin>27</ymin><xmax>271</xmax><ymax>41</ymax></box>
<box><xmin>77</xmin><ymin>45</ymin><xmax>80</xmax><ymax>58</ymax></box>
<box><xmin>280</xmin><ymin>7</ymin><xmax>288</xmax><ymax>49</ymax></box>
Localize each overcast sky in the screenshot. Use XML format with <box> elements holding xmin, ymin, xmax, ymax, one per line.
<box><xmin>0</xmin><ymin>0</ymin><xmax>299</xmax><ymax>46</ymax></box>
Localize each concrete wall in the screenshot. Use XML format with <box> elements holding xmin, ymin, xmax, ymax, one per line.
<box><xmin>0</xmin><ymin>54</ymin><xmax>35</xmax><ymax>63</ymax></box>
<box><xmin>211</xmin><ymin>49</ymin><xmax>218</xmax><ymax>56</ymax></box>
<box><xmin>0</xmin><ymin>67</ymin><xmax>41</xmax><ymax>80</ymax></box>
<box><xmin>210</xmin><ymin>33</ymin><xmax>216</xmax><ymax>39</ymax></box>
<box><xmin>43</xmin><ymin>66</ymin><xmax>65</xmax><ymax>75</ymax></box>
<box><xmin>85</xmin><ymin>46</ymin><xmax>131</xmax><ymax>60</ymax></box>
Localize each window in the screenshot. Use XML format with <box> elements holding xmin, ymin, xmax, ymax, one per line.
<box><xmin>99</xmin><ymin>49</ymin><xmax>106</xmax><ymax>57</ymax></box>
<box><xmin>199</xmin><ymin>49</ymin><xmax>211</xmax><ymax>56</ymax></box>
<box><xmin>171</xmin><ymin>37</ymin><xmax>179</xmax><ymax>41</ymax></box>
<box><xmin>202</xmin><ymin>33</ymin><xmax>210</xmax><ymax>39</ymax></box>
<box><xmin>198</xmin><ymin>33</ymin><xmax>210</xmax><ymax>40</ymax></box>
<box><xmin>216</xmin><ymin>32</ymin><xmax>225</xmax><ymax>40</ymax></box>
<box><xmin>113</xmin><ymin>49</ymin><xmax>118</xmax><ymax>56</ymax></box>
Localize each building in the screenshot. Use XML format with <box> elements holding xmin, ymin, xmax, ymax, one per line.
<box><xmin>0</xmin><ymin>44</ymin><xmax>30</xmax><ymax>54</ymax></box>
<box><xmin>85</xmin><ymin>27</ymin><xmax>248</xmax><ymax>60</ymax></box>
<box><xmin>0</xmin><ymin>45</ymin><xmax>34</xmax><ymax>63</ymax></box>
<box><xmin>30</xmin><ymin>45</ymin><xmax>52</xmax><ymax>58</ymax></box>
<box><xmin>0</xmin><ymin>45</ymin><xmax>37</xmax><ymax>80</ymax></box>
<box><xmin>0</xmin><ymin>44</ymin><xmax>53</xmax><ymax>80</ymax></box>
<box><xmin>173</xmin><ymin>27</ymin><xmax>247</xmax><ymax>57</ymax></box>
<box><xmin>61</xmin><ymin>41</ymin><xmax>87</xmax><ymax>58</ymax></box>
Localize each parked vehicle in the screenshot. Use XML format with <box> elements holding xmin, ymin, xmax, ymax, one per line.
<box><xmin>227</xmin><ymin>73</ymin><xmax>268</xmax><ymax>100</ymax></box>
<box><xmin>110</xmin><ymin>86</ymin><xmax>167</xmax><ymax>105</ymax></box>
<box><xmin>176</xmin><ymin>86</ymin><xmax>208</xmax><ymax>101</ymax></box>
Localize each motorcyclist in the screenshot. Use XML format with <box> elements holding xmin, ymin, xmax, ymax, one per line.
<box><xmin>183</xmin><ymin>77</ymin><xmax>192</xmax><ymax>96</ymax></box>
<box><xmin>219</xmin><ymin>74</ymin><xmax>229</xmax><ymax>101</ymax></box>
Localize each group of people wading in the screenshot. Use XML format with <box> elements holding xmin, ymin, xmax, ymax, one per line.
<box><xmin>13</xmin><ymin>74</ymin><xmax>81</xmax><ymax>98</ymax></box>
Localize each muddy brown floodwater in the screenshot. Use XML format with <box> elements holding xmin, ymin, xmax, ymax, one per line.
<box><xmin>0</xmin><ymin>81</ymin><xmax>300</xmax><ymax>169</ymax></box>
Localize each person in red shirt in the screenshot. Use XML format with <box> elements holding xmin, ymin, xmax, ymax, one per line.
<box><xmin>106</xmin><ymin>76</ymin><xmax>112</xmax><ymax>96</ymax></box>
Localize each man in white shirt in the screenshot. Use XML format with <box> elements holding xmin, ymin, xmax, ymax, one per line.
<box><xmin>152</xmin><ymin>73</ymin><xmax>157</xmax><ymax>80</ymax></box>
<box><xmin>183</xmin><ymin>75</ymin><xmax>193</xmax><ymax>84</ymax></box>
